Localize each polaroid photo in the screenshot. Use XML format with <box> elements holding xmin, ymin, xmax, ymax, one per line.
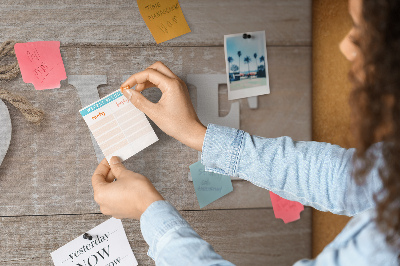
<box><xmin>224</xmin><ymin>31</ymin><xmax>270</xmax><ymax>100</ymax></box>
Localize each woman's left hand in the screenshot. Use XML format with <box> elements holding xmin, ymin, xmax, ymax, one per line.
<box><xmin>91</xmin><ymin>157</ymin><xmax>164</xmax><ymax>220</ymax></box>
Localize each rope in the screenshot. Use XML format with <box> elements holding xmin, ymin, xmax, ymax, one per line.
<box><xmin>0</xmin><ymin>40</ymin><xmax>44</xmax><ymax>123</ymax></box>
<box><xmin>0</xmin><ymin>89</ymin><xmax>44</xmax><ymax>123</ymax></box>
<box><xmin>0</xmin><ymin>40</ymin><xmax>20</xmax><ymax>80</ymax></box>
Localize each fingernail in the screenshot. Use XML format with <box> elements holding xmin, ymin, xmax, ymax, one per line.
<box><xmin>110</xmin><ymin>156</ymin><xmax>121</xmax><ymax>165</ymax></box>
<box><xmin>121</xmin><ymin>85</ymin><xmax>130</xmax><ymax>92</ymax></box>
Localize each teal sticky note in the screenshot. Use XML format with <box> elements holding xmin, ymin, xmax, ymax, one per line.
<box><xmin>189</xmin><ymin>161</ymin><xmax>234</xmax><ymax>208</ymax></box>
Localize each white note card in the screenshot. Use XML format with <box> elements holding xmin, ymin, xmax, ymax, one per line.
<box><xmin>51</xmin><ymin>218</ymin><xmax>138</xmax><ymax>266</ymax></box>
<box><xmin>79</xmin><ymin>89</ymin><xmax>158</xmax><ymax>162</ymax></box>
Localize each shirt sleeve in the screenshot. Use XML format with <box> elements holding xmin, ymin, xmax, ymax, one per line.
<box><xmin>140</xmin><ymin>200</ymin><xmax>235</xmax><ymax>266</ymax></box>
<box><xmin>201</xmin><ymin>124</ymin><xmax>383</xmax><ymax>216</ymax></box>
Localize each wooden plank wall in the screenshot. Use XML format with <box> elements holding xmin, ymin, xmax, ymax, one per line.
<box><xmin>1</xmin><ymin>209</ymin><xmax>312</xmax><ymax>265</ymax></box>
<box><xmin>0</xmin><ymin>0</ymin><xmax>312</xmax><ymax>265</ymax></box>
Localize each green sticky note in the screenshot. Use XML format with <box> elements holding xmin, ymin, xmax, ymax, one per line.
<box><xmin>189</xmin><ymin>161</ymin><xmax>233</xmax><ymax>208</ymax></box>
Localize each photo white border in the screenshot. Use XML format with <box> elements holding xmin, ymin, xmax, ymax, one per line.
<box><xmin>224</xmin><ymin>31</ymin><xmax>270</xmax><ymax>100</ymax></box>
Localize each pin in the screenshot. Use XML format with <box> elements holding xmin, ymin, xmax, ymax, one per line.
<box><xmin>242</xmin><ymin>33</ymin><xmax>252</xmax><ymax>39</ymax></box>
<box><xmin>83</xmin><ymin>233</ymin><xmax>94</xmax><ymax>240</ymax></box>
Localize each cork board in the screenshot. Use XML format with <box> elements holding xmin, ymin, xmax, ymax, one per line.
<box><xmin>312</xmin><ymin>0</ymin><xmax>353</xmax><ymax>257</ymax></box>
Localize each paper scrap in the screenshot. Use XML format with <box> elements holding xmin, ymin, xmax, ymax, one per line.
<box><xmin>269</xmin><ymin>191</ymin><xmax>304</xmax><ymax>224</ymax></box>
<box><xmin>190</xmin><ymin>161</ymin><xmax>233</xmax><ymax>208</ymax></box>
<box><xmin>51</xmin><ymin>218</ymin><xmax>138</xmax><ymax>266</ymax></box>
<box><xmin>137</xmin><ymin>0</ymin><xmax>191</xmax><ymax>44</ymax></box>
<box><xmin>79</xmin><ymin>89</ymin><xmax>158</xmax><ymax>162</ymax></box>
<box><xmin>14</xmin><ymin>41</ymin><xmax>66</xmax><ymax>90</ymax></box>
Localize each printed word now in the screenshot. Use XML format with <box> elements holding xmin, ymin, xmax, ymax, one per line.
<box><xmin>76</xmin><ymin>245</ymin><xmax>110</xmax><ymax>266</ymax></box>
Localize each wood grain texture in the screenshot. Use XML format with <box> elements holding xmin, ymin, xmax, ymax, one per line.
<box><xmin>0</xmin><ymin>208</ymin><xmax>312</xmax><ymax>265</ymax></box>
<box><xmin>0</xmin><ymin>46</ymin><xmax>310</xmax><ymax>216</ymax></box>
<box><xmin>0</xmin><ymin>0</ymin><xmax>312</xmax><ymax>263</ymax></box>
<box><xmin>312</xmin><ymin>0</ymin><xmax>352</xmax><ymax>258</ymax></box>
<box><xmin>218</xmin><ymin>48</ymin><xmax>312</xmax><ymax>140</ymax></box>
<box><xmin>0</xmin><ymin>0</ymin><xmax>311</xmax><ymax>46</ymax></box>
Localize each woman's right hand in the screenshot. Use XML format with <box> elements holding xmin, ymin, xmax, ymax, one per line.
<box><xmin>120</xmin><ymin>61</ymin><xmax>206</xmax><ymax>152</ymax></box>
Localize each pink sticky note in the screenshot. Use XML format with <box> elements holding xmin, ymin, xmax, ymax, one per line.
<box><xmin>270</xmin><ymin>191</ymin><xmax>304</xmax><ymax>224</ymax></box>
<box><xmin>14</xmin><ymin>41</ymin><xmax>66</xmax><ymax>90</ymax></box>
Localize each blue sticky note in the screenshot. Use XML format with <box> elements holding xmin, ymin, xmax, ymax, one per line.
<box><xmin>189</xmin><ymin>161</ymin><xmax>233</xmax><ymax>208</ymax></box>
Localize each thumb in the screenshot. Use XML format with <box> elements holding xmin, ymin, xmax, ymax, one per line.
<box><xmin>92</xmin><ymin>159</ymin><xmax>111</xmax><ymax>189</ymax></box>
<box><xmin>122</xmin><ymin>89</ymin><xmax>154</xmax><ymax>115</ymax></box>
<box><xmin>109</xmin><ymin>156</ymin><xmax>128</xmax><ymax>178</ymax></box>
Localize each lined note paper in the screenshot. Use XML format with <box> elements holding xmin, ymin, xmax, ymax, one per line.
<box><xmin>79</xmin><ymin>90</ymin><xmax>158</xmax><ymax>162</ymax></box>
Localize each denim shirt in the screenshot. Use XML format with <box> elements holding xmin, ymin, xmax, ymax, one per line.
<box><xmin>140</xmin><ymin>124</ymin><xmax>399</xmax><ymax>265</ymax></box>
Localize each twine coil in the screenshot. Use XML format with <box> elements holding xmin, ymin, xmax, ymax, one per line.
<box><xmin>0</xmin><ymin>89</ymin><xmax>44</xmax><ymax>123</ymax></box>
<box><xmin>0</xmin><ymin>40</ymin><xmax>44</xmax><ymax>123</ymax></box>
<box><xmin>0</xmin><ymin>40</ymin><xmax>20</xmax><ymax>80</ymax></box>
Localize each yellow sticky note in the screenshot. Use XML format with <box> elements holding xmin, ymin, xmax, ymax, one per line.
<box><xmin>137</xmin><ymin>0</ymin><xmax>191</xmax><ymax>44</ymax></box>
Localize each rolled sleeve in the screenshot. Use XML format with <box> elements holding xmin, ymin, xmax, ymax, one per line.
<box><xmin>201</xmin><ymin>123</ymin><xmax>245</xmax><ymax>177</ymax></box>
<box><xmin>200</xmin><ymin>124</ymin><xmax>382</xmax><ymax>216</ymax></box>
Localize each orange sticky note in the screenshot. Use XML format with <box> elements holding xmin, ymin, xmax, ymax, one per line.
<box><xmin>137</xmin><ymin>0</ymin><xmax>191</xmax><ymax>44</ymax></box>
<box><xmin>270</xmin><ymin>191</ymin><xmax>304</xmax><ymax>224</ymax></box>
<box><xmin>14</xmin><ymin>41</ymin><xmax>66</xmax><ymax>90</ymax></box>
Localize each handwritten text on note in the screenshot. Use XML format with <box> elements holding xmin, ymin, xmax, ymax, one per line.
<box><xmin>14</xmin><ymin>41</ymin><xmax>66</xmax><ymax>90</ymax></box>
<box><xmin>270</xmin><ymin>191</ymin><xmax>304</xmax><ymax>224</ymax></box>
<box><xmin>137</xmin><ymin>0</ymin><xmax>191</xmax><ymax>44</ymax></box>
<box><xmin>79</xmin><ymin>90</ymin><xmax>158</xmax><ymax>162</ymax></box>
<box><xmin>190</xmin><ymin>161</ymin><xmax>233</xmax><ymax>208</ymax></box>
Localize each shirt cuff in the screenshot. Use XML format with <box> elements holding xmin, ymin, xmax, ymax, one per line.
<box><xmin>140</xmin><ymin>200</ymin><xmax>191</xmax><ymax>260</ymax></box>
<box><xmin>201</xmin><ymin>123</ymin><xmax>245</xmax><ymax>177</ymax></box>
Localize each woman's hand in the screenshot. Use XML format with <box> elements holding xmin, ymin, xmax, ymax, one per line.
<box><xmin>91</xmin><ymin>157</ymin><xmax>164</xmax><ymax>220</ymax></box>
<box><xmin>120</xmin><ymin>61</ymin><xmax>206</xmax><ymax>152</ymax></box>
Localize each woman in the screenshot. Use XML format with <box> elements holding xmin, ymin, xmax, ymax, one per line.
<box><xmin>91</xmin><ymin>0</ymin><xmax>400</xmax><ymax>264</ymax></box>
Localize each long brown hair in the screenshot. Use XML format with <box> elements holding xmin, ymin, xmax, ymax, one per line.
<box><xmin>350</xmin><ymin>0</ymin><xmax>400</xmax><ymax>250</ymax></box>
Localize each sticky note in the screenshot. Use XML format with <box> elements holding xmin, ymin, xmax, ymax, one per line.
<box><xmin>79</xmin><ymin>89</ymin><xmax>158</xmax><ymax>162</ymax></box>
<box><xmin>269</xmin><ymin>191</ymin><xmax>304</xmax><ymax>224</ymax></box>
<box><xmin>14</xmin><ymin>41</ymin><xmax>66</xmax><ymax>90</ymax></box>
<box><xmin>137</xmin><ymin>0</ymin><xmax>191</xmax><ymax>44</ymax></box>
<box><xmin>51</xmin><ymin>218</ymin><xmax>138</xmax><ymax>266</ymax></box>
<box><xmin>190</xmin><ymin>161</ymin><xmax>233</xmax><ymax>208</ymax></box>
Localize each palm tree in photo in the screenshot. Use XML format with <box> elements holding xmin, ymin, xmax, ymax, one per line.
<box><xmin>260</xmin><ymin>55</ymin><xmax>266</xmax><ymax>71</ymax></box>
<box><xmin>244</xmin><ymin>56</ymin><xmax>251</xmax><ymax>78</ymax></box>
<box><xmin>231</xmin><ymin>64</ymin><xmax>239</xmax><ymax>73</ymax></box>
<box><xmin>227</xmin><ymin>56</ymin><xmax>234</xmax><ymax>74</ymax></box>
<box><xmin>237</xmin><ymin>51</ymin><xmax>242</xmax><ymax>76</ymax></box>
<box><xmin>259</xmin><ymin>55</ymin><xmax>266</xmax><ymax>77</ymax></box>
<box><xmin>253</xmin><ymin>53</ymin><xmax>258</xmax><ymax>74</ymax></box>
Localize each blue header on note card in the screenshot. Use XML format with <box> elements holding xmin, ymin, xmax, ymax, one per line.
<box><xmin>80</xmin><ymin>91</ymin><xmax>123</xmax><ymax>116</ymax></box>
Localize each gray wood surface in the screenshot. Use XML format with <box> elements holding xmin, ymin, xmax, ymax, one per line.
<box><xmin>0</xmin><ymin>46</ymin><xmax>311</xmax><ymax>216</ymax></box>
<box><xmin>0</xmin><ymin>208</ymin><xmax>312</xmax><ymax>265</ymax></box>
<box><xmin>0</xmin><ymin>0</ymin><xmax>312</xmax><ymax>264</ymax></box>
<box><xmin>0</xmin><ymin>0</ymin><xmax>311</xmax><ymax>46</ymax></box>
